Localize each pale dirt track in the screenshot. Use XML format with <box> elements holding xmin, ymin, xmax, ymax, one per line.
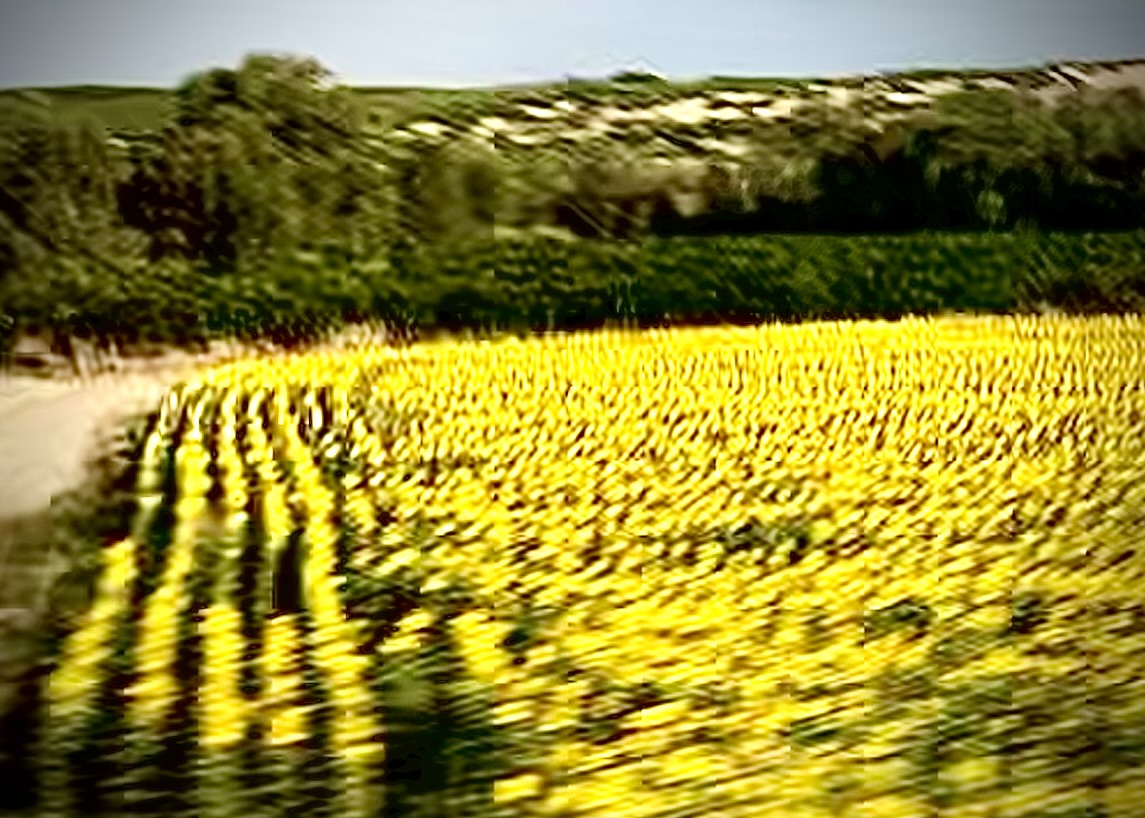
<box><xmin>0</xmin><ymin>355</ymin><xmax>237</xmax><ymax>523</ymax></box>
<box><xmin>0</xmin><ymin>325</ymin><xmax>391</xmax><ymax>524</ymax></box>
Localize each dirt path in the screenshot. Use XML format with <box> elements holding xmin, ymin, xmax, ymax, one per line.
<box><xmin>0</xmin><ymin>352</ymin><xmax>256</xmax><ymax>635</ymax></box>
<box><xmin>0</xmin><ymin>348</ymin><xmax>255</xmax><ymax>523</ymax></box>
<box><xmin>0</xmin><ymin>373</ymin><xmax>172</xmax><ymax>521</ymax></box>
<box><xmin>0</xmin><ymin>323</ymin><xmax>392</xmax><ymax>524</ymax></box>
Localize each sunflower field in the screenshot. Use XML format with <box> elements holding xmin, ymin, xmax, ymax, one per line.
<box><xmin>34</xmin><ymin>315</ymin><xmax>1145</xmax><ymax>818</ymax></box>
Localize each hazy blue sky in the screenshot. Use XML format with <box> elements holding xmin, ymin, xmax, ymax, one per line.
<box><xmin>1</xmin><ymin>0</ymin><xmax>1142</xmax><ymax>89</ymax></box>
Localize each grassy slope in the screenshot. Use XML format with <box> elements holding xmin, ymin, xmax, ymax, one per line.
<box><xmin>3</xmin><ymin>56</ymin><xmax>1142</xmax><ymax>135</ymax></box>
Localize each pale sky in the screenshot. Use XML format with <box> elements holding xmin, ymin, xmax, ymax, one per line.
<box><xmin>0</xmin><ymin>0</ymin><xmax>1142</xmax><ymax>89</ymax></box>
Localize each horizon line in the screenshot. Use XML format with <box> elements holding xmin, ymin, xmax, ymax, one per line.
<box><xmin>2</xmin><ymin>53</ymin><xmax>1144</xmax><ymax>94</ymax></box>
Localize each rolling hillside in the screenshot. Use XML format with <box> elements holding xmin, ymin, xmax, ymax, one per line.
<box><xmin>4</xmin><ymin>57</ymin><xmax>1144</xmax><ymax>154</ymax></box>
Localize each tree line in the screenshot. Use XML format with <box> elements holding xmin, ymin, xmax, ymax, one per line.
<box><xmin>2</xmin><ymin>53</ymin><xmax>1144</xmax><ymax>353</ymax></box>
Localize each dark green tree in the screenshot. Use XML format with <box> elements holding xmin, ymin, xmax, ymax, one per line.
<box><xmin>390</xmin><ymin>139</ymin><xmax>499</xmax><ymax>244</ymax></box>
<box><xmin>0</xmin><ymin>94</ymin><xmax>148</xmax><ymax>355</ymax></box>
<box><xmin>116</xmin><ymin>53</ymin><xmax>396</xmax><ymax>270</ymax></box>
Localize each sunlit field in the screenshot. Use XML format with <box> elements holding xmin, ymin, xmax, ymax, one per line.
<box><xmin>39</xmin><ymin>315</ymin><xmax>1145</xmax><ymax>818</ymax></box>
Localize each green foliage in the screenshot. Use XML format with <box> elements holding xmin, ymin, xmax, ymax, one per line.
<box><xmin>1055</xmin><ymin>87</ymin><xmax>1145</xmax><ymax>180</ymax></box>
<box><xmin>349</xmin><ymin>232</ymin><xmax>1145</xmax><ymax>336</ymax></box>
<box><xmin>609</xmin><ymin>70</ymin><xmax>668</xmax><ymax>84</ymax></box>
<box><xmin>929</xmin><ymin>90</ymin><xmax>1073</xmax><ymax>167</ymax></box>
<box><xmin>116</xmin><ymin>53</ymin><xmax>396</xmax><ymax>269</ymax></box>
<box><xmin>0</xmin><ymin>95</ymin><xmax>150</xmax><ymax>347</ymax></box>
<box><xmin>5</xmin><ymin>226</ymin><xmax>1144</xmax><ymax>354</ymax></box>
<box><xmin>4</xmin><ymin>52</ymin><xmax>1145</xmax><ymax>361</ymax></box>
<box><xmin>0</xmin><ymin>86</ymin><xmax>172</xmax><ymax>131</ymax></box>
<box><xmin>387</xmin><ymin>140</ymin><xmax>499</xmax><ymax>244</ymax></box>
